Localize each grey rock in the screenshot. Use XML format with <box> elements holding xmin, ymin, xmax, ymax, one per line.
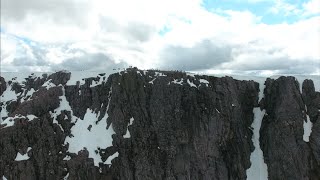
<box><xmin>105</xmin><ymin>70</ymin><xmax>258</xmax><ymax>180</ymax></box>
<box><xmin>0</xmin><ymin>77</ymin><xmax>6</xmax><ymax>96</ymax></box>
<box><xmin>260</xmin><ymin>76</ymin><xmax>317</xmax><ymax>180</ymax></box>
<box><xmin>1</xmin><ymin>69</ymin><xmax>319</xmax><ymax>180</ymax></box>
<box><xmin>302</xmin><ymin>79</ymin><xmax>320</xmax><ymax>178</ymax></box>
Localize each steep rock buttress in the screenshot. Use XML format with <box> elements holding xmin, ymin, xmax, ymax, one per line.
<box><xmin>1</xmin><ymin>69</ymin><xmax>319</xmax><ymax>180</ymax></box>
<box><xmin>0</xmin><ymin>69</ymin><xmax>259</xmax><ymax>180</ymax></box>
<box><xmin>260</xmin><ymin>77</ymin><xmax>320</xmax><ymax>180</ymax></box>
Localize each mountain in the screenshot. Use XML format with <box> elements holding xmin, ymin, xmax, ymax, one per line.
<box><xmin>0</xmin><ymin>68</ymin><xmax>319</xmax><ymax>180</ymax></box>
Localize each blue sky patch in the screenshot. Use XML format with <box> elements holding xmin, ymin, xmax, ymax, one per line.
<box><xmin>1</xmin><ymin>26</ymin><xmax>39</xmax><ymax>46</ymax></box>
<box><xmin>159</xmin><ymin>25</ymin><xmax>172</xmax><ymax>36</ymax></box>
<box><xmin>201</xmin><ymin>0</ymin><xmax>315</xmax><ymax>24</ymax></box>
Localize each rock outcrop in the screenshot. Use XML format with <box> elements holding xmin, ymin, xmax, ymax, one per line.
<box><xmin>260</xmin><ymin>77</ymin><xmax>320</xmax><ymax>180</ymax></box>
<box><xmin>302</xmin><ymin>80</ymin><xmax>320</xmax><ymax>178</ymax></box>
<box><xmin>105</xmin><ymin>71</ymin><xmax>258</xmax><ymax>180</ymax></box>
<box><xmin>0</xmin><ymin>77</ymin><xmax>6</xmax><ymax>96</ymax></box>
<box><xmin>0</xmin><ymin>69</ymin><xmax>319</xmax><ymax>180</ymax></box>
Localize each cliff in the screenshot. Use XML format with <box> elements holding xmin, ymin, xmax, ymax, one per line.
<box><xmin>0</xmin><ymin>69</ymin><xmax>319</xmax><ymax>180</ymax></box>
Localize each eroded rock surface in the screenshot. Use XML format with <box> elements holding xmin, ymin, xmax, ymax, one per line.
<box><xmin>302</xmin><ymin>80</ymin><xmax>320</xmax><ymax>178</ymax></box>
<box><xmin>105</xmin><ymin>71</ymin><xmax>258</xmax><ymax>180</ymax></box>
<box><xmin>0</xmin><ymin>77</ymin><xmax>6</xmax><ymax>96</ymax></box>
<box><xmin>0</xmin><ymin>69</ymin><xmax>319</xmax><ymax>180</ymax></box>
<box><xmin>260</xmin><ymin>77</ymin><xmax>320</xmax><ymax>180</ymax></box>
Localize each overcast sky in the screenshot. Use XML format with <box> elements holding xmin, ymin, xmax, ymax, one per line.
<box><xmin>1</xmin><ymin>0</ymin><xmax>319</xmax><ymax>75</ymax></box>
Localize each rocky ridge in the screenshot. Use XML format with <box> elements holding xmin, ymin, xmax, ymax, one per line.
<box><xmin>0</xmin><ymin>68</ymin><xmax>319</xmax><ymax>180</ymax></box>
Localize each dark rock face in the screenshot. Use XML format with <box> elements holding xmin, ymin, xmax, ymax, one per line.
<box><xmin>64</xmin><ymin>74</ymin><xmax>110</xmax><ymax>120</ymax></box>
<box><xmin>23</xmin><ymin>73</ymin><xmax>48</xmax><ymax>92</ymax></box>
<box><xmin>0</xmin><ymin>77</ymin><xmax>7</xmax><ymax>115</ymax></box>
<box><xmin>0</xmin><ymin>69</ymin><xmax>319</xmax><ymax>180</ymax></box>
<box><xmin>48</xmin><ymin>71</ymin><xmax>71</xmax><ymax>86</ymax></box>
<box><xmin>10</xmin><ymin>87</ymin><xmax>63</xmax><ymax>117</ymax></box>
<box><xmin>302</xmin><ymin>80</ymin><xmax>320</xmax><ymax>178</ymax></box>
<box><xmin>302</xmin><ymin>80</ymin><xmax>320</xmax><ymax>123</ymax></box>
<box><xmin>260</xmin><ymin>77</ymin><xmax>319</xmax><ymax>180</ymax></box>
<box><xmin>106</xmin><ymin>71</ymin><xmax>258</xmax><ymax>180</ymax></box>
<box><xmin>0</xmin><ymin>77</ymin><xmax>6</xmax><ymax>96</ymax></box>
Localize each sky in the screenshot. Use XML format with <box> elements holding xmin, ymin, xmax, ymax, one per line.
<box><xmin>0</xmin><ymin>0</ymin><xmax>319</xmax><ymax>75</ymax></box>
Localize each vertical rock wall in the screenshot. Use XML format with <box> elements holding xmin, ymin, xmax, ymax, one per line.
<box><xmin>0</xmin><ymin>69</ymin><xmax>319</xmax><ymax>180</ymax></box>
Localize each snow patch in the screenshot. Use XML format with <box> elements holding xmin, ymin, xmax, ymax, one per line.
<box><xmin>64</xmin><ymin>88</ymin><xmax>116</xmax><ymax>166</ymax></box>
<box><xmin>15</xmin><ymin>147</ymin><xmax>32</xmax><ymax>161</ymax></box>
<box><xmin>123</xmin><ymin>129</ymin><xmax>131</xmax><ymax>138</ymax></box>
<box><xmin>187</xmin><ymin>79</ymin><xmax>197</xmax><ymax>88</ymax></box>
<box><xmin>149</xmin><ymin>78</ymin><xmax>156</xmax><ymax>84</ymax></box>
<box><xmin>187</xmin><ymin>73</ymin><xmax>195</xmax><ymax>77</ymax></box>
<box><xmin>0</xmin><ymin>106</ymin><xmax>9</xmax><ymax>124</ymax></box>
<box><xmin>42</xmin><ymin>79</ymin><xmax>56</xmax><ymax>90</ymax></box>
<box><xmin>26</xmin><ymin>115</ymin><xmax>37</xmax><ymax>121</ymax></box>
<box><xmin>2</xmin><ymin>176</ymin><xmax>8</xmax><ymax>180</ymax></box>
<box><xmin>129</xmin><ymin>117</ymin><xmax>134</xmax><ymax>125</ymax></box>
<box><xmin>123</xmin><ymin>117</ymin><xmax>134</xmax><ymax>138</ymax></box>
<box><xmin>25</xmin><ymin>88</ymin><xmax>36</xmax><ymax>97</ymax></box>
<box><xmin>137</xmin><ymin>71</ymin><xmax>143</xmax><ymax>76</ymax></box>
<box><xmin>303</xmin><ymin>113</ymin><xmax>312</xmax><ymax>142</ymax></box>
<box><xmin>1</xmin><ymin>85</ymin><xmax>18</xmax><ymax>102</ymax></box>
<box><xmin>154</xmin><ymin>72</ymin><xmax>167</xmax><ymax>77</ymax></box>
<box><xmin>1</xmin><ymin>116</ymin><xmax>17</xmax><ymax>128</ymax></box>
<box><xmin>246</xmin><ymin>108</ymin><xmax>268</xmax><ymax>180</ymax></box>
<box><xmin>50</xmin><ymin>87</ymin><xmax>74</xmax><ymax>131</ymax></box>
<box><xmin>104</xmin><ymin>152</ymin><xmax>119</xmax><ymax>165</ymax></box>
<box><xmin>66</xmin><ymin>71</ymin><xmax>110</xmax><ymax>86</ymax></box>
<box><xmin>247</xmin><ymin>79</ymin><xmax>268</xmax><ymax>180</ymax></box>
<box><xmin>171</xmin><ymin>78</ymin><xmax>183</xmax><ymax>85</ymax></box>
<box><xmin>199</xmin><ymin>79</ymin><xmax>209</xmax><ymax>85</ymax></box>
<box><xmin>1</xmin><ymin>115</ymin><xmax>23</xmax><ymax>128</ymax></box>
<box><xmin>90</xmin><ymin>76</ymin><xmax>105</xmax><ymax>88</ymax></box>
<box><xmin>20</xmin><ymin>88</ymin><xmax>36</xmax><ymax>103</ymax></box>
<box><xmin>1</xmin><ymin>114</ymin><xmax>37</xmax><ymax>128</ymax></box>
<box><xmin>63</xmin><ymin>155</ymin><xmax>71</xmax><ymax>160</ymax></box>
<box><xmin>63</xmin><ymin>173</ymin><xmax>69</xmax><ymax>180</ymax></box>
<box><xmin>1</xmin><ymin>72</ymin><xmax>48</xmax><ymax>84</ymax></box>
<box><xmin>65</xmin><ymin>108</ymin><xmax>116</xmax><ymax>166</ymax></box>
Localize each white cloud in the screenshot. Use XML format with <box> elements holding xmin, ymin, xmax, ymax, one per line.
<box><xmin>1</xmin><ymin>0</ymin><xmax>91</xmax><ymax>25</ymax></box>
<box><xmin>269</xmin><ymin>0</ymin><xmax>301</xmax><ymax>16</ymax></box>
<box><xmin>303</xmin><ymin>0</ymin><xmax>320</xmax><ymax>15</ymax></box>
<box><xmin>221</xmin><ymin>0</ymin><xmax>271</xmax><ymax>3</ymax></box>
<box><xmin>0</xmin><ymin>0</ymin><xmax>319</xmax><ymax>75</ymax></box>
<box><xmin>268</xmin><ymin>0</ymin><xmax>320</xmax><ymax>17</ymax></box>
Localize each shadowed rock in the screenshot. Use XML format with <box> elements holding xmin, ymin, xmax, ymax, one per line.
<box><xmin>0</xmin><ymin>77</ymin><xmax>6</xmax><ymax>96</ymax></box>
<box><xmin>1</xmin><ymin>70</ymin><xmax>319</xmax><ymax>180</ymax></box>
<box><xmin>260</xmin><ymin>77</ymin><xmax>317</xmax><ymax>180</ymax></box>
<box><xmin>302</xmin><ymin>79</ymin><xmax>320</xmax><ymax>178</ymax></box>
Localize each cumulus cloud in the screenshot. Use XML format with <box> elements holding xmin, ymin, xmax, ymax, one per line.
<box><xmin>0</xmin><ymin>0</ymin><xmax>319</xmax><ymax>75</ymax></box>
<box><xmin>159</xmin><ymin>40</ymin><xmax>232</xmax><ymax>71</ymax></box>
<box><xmin>1</xmin><ymin>0</ymin><xmax>90</xmax><ymax>26</ymax></box>
<box><xmin>269</xmin><ymin>0</ymin><xmax>301</xmax><ymax>16</ymax></box>
<box><xmin>99</xmin><ymin>17</ymin><xmax>157</xmax><ymax>43</ymax></box>
<box><xmin>52</xmin><ymin>53</ymin><xmax>127</xmax><ymax>71</ymax></box>
<box><xmin>0</xmin><ymin>34</ymin><xmax>126</xmax><ymax>72</ymax></box>
<box><xmin>221</xmin><ymin>54</ymin><xmax>320</xmax><ymax>75</ymax></box>
<box><xmin>302</xmin><ymin>0</ymin><xmax>320</xmax><ymax>16</ymax></box>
